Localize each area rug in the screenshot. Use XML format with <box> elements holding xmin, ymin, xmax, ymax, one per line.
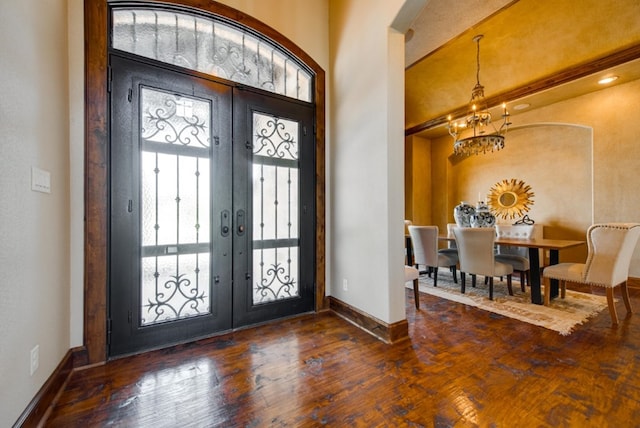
<box><xmin>407</xmin><ymin>272</ymin><xmax>609</xmax><ymax>335</ymax></box>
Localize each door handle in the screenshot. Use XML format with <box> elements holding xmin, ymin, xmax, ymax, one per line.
<box><xmin>220</xmin><ymin>210</ymin><xmax>230</xmax><ymax>237</ymax></box>
<box><xmin>236</xmin><ymin>210</ymin><xmax>246</xmax><ymax>236</ymax></box>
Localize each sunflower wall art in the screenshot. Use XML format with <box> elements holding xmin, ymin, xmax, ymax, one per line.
<box><xmin>486</xmin><ymin>178</ymin><xmax>535</xmax><ymax>220</ymax></box>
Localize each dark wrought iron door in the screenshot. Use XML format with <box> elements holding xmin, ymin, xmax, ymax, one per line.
<box><xmin>232</xmin><ymin>90</ymin><xmax>315</xmax><ymax>326</ymax></box>
<box><xmin>109</xmin><ymin>56</ymin><xmax>315</xmax><ymax>357</ymax></box>
<box><xmin>109</xmin><ymin>55</ymin><xmax>233</xmax><ymax>356</ymax></box>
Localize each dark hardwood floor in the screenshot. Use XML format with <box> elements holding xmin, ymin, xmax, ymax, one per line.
<box><xmin>45</xmin><ymin>284</ymin><xmax>640</xmax><ymax>427</ymax></box>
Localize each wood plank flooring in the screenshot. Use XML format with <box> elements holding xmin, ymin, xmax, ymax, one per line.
<box><xmin>45</xmin><ymin>284</ymin><xmax>640</xmax><ymax>427</ymax></box>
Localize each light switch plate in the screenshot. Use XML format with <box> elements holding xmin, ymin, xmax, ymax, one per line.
<box><xmin>31</xmin><ymin>166</ymin><xmax>51</xmax><ymax>193</ymax></box>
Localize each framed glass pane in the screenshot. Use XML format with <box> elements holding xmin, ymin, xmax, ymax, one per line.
<box><xmin>252</xmin><ymin>247</ymin><xmax>299</xmax><ymax>304</ymax></box>
<box><xmin>139</xmin><ymin>86</ymin><xmax>212</xmax><ymax>324</ymax></box>
<box><xmin>141</xmin><ymin>254</ymin><xmax>210</xmax><ymax>325</ymax></box>
<box><xmin>112</xmin><ymin>9</ymin><xmax>313</xmax><ymax>102</ymax></box>
<box><xmin>252</xmin><ymin>112</ymin><xmax>299</xmax><ymax>160</ymax></box>
<box><xmin>141</xmin><ymin>87</ymin><xmax>211</xmax><ymax>148</ymax></box>
<box><xmin>253</xmin><ymin>164</ymin><xmax>298</xmax><ymax>241</ymax></box>
<box><xmin>251</xmin><ymin>110</ymin><xmax>300</xmax><ymax>305</ymax></box>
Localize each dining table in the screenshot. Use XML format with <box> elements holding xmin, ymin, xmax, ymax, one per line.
<box><xmin>439</xmin><ymin>234</ymin><xmax>586</xmax><ymax>305</ymax></box>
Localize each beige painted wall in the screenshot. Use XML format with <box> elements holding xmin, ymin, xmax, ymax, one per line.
<box><xmin>69</xmin><ymin>0</ymin><xmax>85</xmax><ymax>351</ymax></box>
<box><xmin>410</xmin><ymin>78</ymin><xmax>640</xmax><ymax>275</ymax></box>
<box><xmin>329</xmin><ymin>0</ymin><xmax>412</xmax><ymax>324</ymax></box>
<box><xmin>0</xmin><ymin>0</ymin><xmax>71</xmax><ymax>424</ymax></box>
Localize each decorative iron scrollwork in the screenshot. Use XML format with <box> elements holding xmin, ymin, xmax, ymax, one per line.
<box><xmin>253</xmin><ymin>116</ymin><xmax>298</xmax><ymax>160</ymax></box>
<box><xmin>255</xmin><ymin>262</ymin><xmax>296</xmax><ymax>303</ymax></box>
<box><xmin>141</xmin><ymin>94</ymin><xmax>210</xmax><ymax>148</ymax></box>
<box><xmin>142</xmin><ymin>273</ymin><xmax>208</xmax><ymax>324</ymax></box>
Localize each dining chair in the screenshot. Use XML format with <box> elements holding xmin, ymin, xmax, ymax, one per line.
<box><xmin>408</xmin><ymin>225</ymin><xmax>458</xmax><ymax>287</ymax></box>
<box><xmin>405</xmin><ymin>265</ymin><xmax>420</xmax><ymax>309</ymax></box>
<box><xmin>453</xmin><ymin>227</ymin><xmax>514</xmax><ymax>300</ymax></box>
<box><xmin>439</xmin><ymin>223</ymin><xmax>459</xmax><ymax>259</ymax></box>
<box><xmin>543</xmin><ymin>223</ymin><xmax>640</xmax><ymax>325</ymax></box>
<box><xmin>404</xmin><ymin>219</ymin><xmax>414</xmax><ymax>265</ymax></box>
<box><xmin>495</xmin><ymin>224</ymin><xmax>534</xmax><ymax>292</ymax></box>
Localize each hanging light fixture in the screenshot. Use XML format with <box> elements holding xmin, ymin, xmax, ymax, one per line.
<box><xmin>447</xmin><ymin>35</ymin><xmax>511</xmax><ymax>156</ymax></box>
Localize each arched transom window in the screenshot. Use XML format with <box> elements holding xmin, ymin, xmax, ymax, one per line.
<box><xmin>111</xmin><ymin>8</ymin><xmax>313</xmax><ymax>102</ymax></box>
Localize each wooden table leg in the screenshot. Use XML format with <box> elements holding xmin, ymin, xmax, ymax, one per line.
<box><xmin>529</xmin><ymin>247</ymin><xmax>542</xmax><ymax>304</ymax></box>
<box><xmin>549</xmin><ymin>249</ymin><xmax>560</xmax><ymax>298</ymax></box>
<box><xmin>530</xmin><ymin>247</ymin><xmax>560</xmax><ymax>304</ymax></box>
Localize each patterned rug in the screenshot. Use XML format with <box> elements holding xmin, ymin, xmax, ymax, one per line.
<box><xmin>407</xmin><ymin>271</ymin><xmax>608</xmax><ymax>335</ymax></box>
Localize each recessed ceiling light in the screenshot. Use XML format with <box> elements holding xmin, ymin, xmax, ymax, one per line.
<box><xmin>513</xmin><ymin>103</ymin><xmax>530</xmax><ymax>111</ymax></box>
<box><xmin>598</xmin><ymin>76</ymin><xmax>619</xmax><ymax>85</ymax></box>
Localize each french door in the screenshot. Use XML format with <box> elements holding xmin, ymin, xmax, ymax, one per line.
<box><xmin>109</xmin><ymin>55</ymin><xmax>315</xmax><ymax>357</ymax></box>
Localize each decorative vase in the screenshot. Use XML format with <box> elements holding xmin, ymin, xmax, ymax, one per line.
<box><xmin>470</xmin><ymin>201</ymin><xmax>496</xmax><ymax>228</ymax></box>
<box><xmin>453</xmin><ymin>201</ymin><xmax>475</xmax><ymax>227</ymax></box>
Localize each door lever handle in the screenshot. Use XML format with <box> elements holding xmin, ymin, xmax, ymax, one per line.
<box><xmin>221</xmin><ymin>210</ymin><xmax>230</xmax><ymax>237</ymax></box>
<box><xmin>236</xmin><ymin>210</ymin><xmax>246</xmax><ymax>236</ymax></box>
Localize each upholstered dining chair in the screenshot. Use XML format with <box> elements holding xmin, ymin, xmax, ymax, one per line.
<box><xmin>405</xmin><ymin>265</ymin><xmax>420</xmax><ymax>309</ymax></box>
<box><xmin>438</xmin><ymin>223</ymin><xmax>459</xmax><ymax>259</ymax></box>
<box><xmin>404</xmin><ymin>219</ymin><xmax>414</xmax><ymax>265</ymax></box>
<box><xmin>543</xmin><ymin>223</ymin><xmax>640</xmax><ymax>325</ymax></box>
<box><xmin>453</xmin><ymin>227</ymin><xmax>514</xmax><ymax>300</ymax></box>
<box><xmin>495</xmin><ymin>224</ymin><xmax>533</xmax><ymax>292</ymax></box>
<box><xmin>408</xmin><ymin>225</ymin><xmax>458</xmax><ymax>287</ymax></box>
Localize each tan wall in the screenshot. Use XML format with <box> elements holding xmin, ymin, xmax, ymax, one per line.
<box><xmin>410</xmin><ymin>78</ymin><xmax>640</xmax><ymax>275</ymax></box>
<box><xmin>0</xmin><ymin>0</ymin><xmax>71</xmax><ymax>424</ymax></box>
<box><xmin>405</xmin><ymin>135</ymin><xmax>432</xmax><ymax>226</ymax></box>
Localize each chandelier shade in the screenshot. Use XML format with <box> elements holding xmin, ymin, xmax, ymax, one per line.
<box><xmin>447</xmin><ymin>35</ymin><xmax>511</xmax><ymax>156</ymax></box>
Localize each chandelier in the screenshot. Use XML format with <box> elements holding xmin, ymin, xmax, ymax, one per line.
<box><xmin>447</xmin><ymin>35</ymin><xmax>511</xmax><ymax>156</ymax></box>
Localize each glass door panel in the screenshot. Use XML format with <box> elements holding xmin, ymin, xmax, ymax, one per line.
<box><xmin>252</xmin><ymin>113</ymin><xmax>301</xmax><ymax>304</ymax></box>
<box><xmin>139</xmin><ymin>87</ymin><xmax>212</xmax><ymax>325</ymax></box>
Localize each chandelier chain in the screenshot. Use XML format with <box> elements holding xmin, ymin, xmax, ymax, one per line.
<box><xmin>475</xmin><ymin>35</ymin><xmax>481</xmax><ymax>87</ymax></box>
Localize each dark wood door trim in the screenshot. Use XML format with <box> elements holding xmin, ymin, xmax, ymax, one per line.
<box><xmin>85</xmin><ymin>0</ymin><xmax>326</xmax><ymax>365</ymax></box>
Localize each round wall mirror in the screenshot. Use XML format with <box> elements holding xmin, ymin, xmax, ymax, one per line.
<box><xmin>487</xmin><ymin>179</ymin><xmax>535</xmax><ymax>219</ymax></box>
<box><xmin>498</xmin><ymin>191</ymin><xmax>517</xmax><ymax>208</ymax></box>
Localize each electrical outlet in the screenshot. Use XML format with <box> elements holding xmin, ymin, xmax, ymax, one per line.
<box><xmin>30</xmin><ymin>345</ymin><xmax>39</xmax><ymax>376</ymax></box>
<box><xmin>342</xmin><ymin>279</ymin><xmax>348</xmax><ymax>291</ymax></box>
